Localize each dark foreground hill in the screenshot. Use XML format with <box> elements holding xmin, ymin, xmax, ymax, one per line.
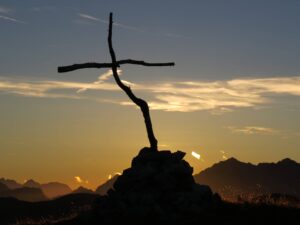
<box><xmin>194</xmin><ymin>158</ymin><xmax>300</xmax><ymax>201</ymax></box>
<box><xmin>61</xmin><ymin>148</ymin><xmax>300</xmax><ymax>225</ymax></box>
<box><xmin>0</xmin><ymin>186</ymin><xmax>47</xmax><ymax>202</ymax></box>
<box><xmin>0</xmin><ymin>193</ymin><xmax>99</xmax><ymax>225</ymax></box>
<box><xmin>1</xmin><ymin>151</ymin><xmax>299</xmax><ymax>225</ymax></box>
<box><xmin>0</xmin><ymin>182</ymin><xmax>10</xmax><ymax>192</ymax></box>
<box><xmin>59</xmin><ymin>148</ymin><xmax>300</xmax><ymax>225</ymax></box>
<box><xmin>0</xmin><ymin>193</ymin><xmax>299</xmax><ymax>225</ymax></box>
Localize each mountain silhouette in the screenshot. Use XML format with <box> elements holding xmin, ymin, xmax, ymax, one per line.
<box><xmin>0</xmin><ymin>182</ymin><xmax>10</xmax><ymax>193</ymax></box>
<box><xmin>72</xmin><ymin>186</ymin><xmax>94</xmax><ymax>194</ymax></box>
<box><xmin>0</xmin><ymin>193</ymin><xmax>99</xmax><ymax>225</ymax></box>
<box><xmin>0</xmin><ymin>178</ymin><xmax>22</xmax><ymax>189</ymax></box>
<box><xmin>0</xmin><ymin>187</ymin><xmax>47</xmax><ymax>202</ymax></box>
<box><xmin>0</xmin><ymin>156</ymin><xmax>299</xmax><ymax>224</ymax></box>
<box><xmin>23</xmin><ymin>179</ymin><xmax>72</xmax><ymax>198</ymax></box>
<box><xmin>41</xmin><ymin>182</ymin><xmax>72</xmax><ymax>199</ymax></box>
<box><xmin>0</xmin><ymin>178</ymin><xmax>72</xmax><ymax>200</ymax></box>
<box><xmin>194</xmin><ymin>157</ymin><xmax>300</xmax><ymax>201</ymax></box>
<box><xmin>23</xmin><ymin>179</ymin><xmax>41</xmax><ymax>188</ymax></box>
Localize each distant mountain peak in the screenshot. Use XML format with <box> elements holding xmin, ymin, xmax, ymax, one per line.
<box><xmin>277</xmin><ymin>158</ymin><xmax>298</xmax><ymax>165</ymax></box>
<box><xmin>0</xmin><ymin>178</ymin><xmax>22</xmax><ymax>189</ymax></box>
<box><xmin>226</xmin><ymin>157</ymin><xmax>240</xmax><ymax>163</ymax></box>
<box><xmin>24</xmin><ymin>179</ymin><xmax>41</xmax><ymax>188</ymax></box>
<box><xmin>194</xmin><ymin>157</ymin><xmax>300</xmax><ymax>200</ymax></box>
<box><xmin>72</xmin><ymin>186</ymin><xmax>94</xmax><ymax>194</ymax></box>
<box><xmin>216</xmin><ymin>157</ymin><xmax>245</xmax><ymax>167</ymax></box>
<box><xmin>41</xmin><ymin>182</ymin><xmax>72</xmax><ymax>199</ymax></box>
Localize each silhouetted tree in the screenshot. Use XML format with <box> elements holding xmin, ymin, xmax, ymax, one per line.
<box><xmin>58</xmin><ymin>13</ymin><xmax>174</xmax><ymax>151</ymax></box>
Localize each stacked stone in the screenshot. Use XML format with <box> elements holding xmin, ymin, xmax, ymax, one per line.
<box><xmin>93</xmin><ymin>147</ymin><xmax>220</xmax><ymax>224</ymax></box>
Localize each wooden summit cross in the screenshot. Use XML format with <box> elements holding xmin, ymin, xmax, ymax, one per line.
<box><xmin>58</xmin><ymin>13</ymin><xmax>175</xmax><ymax>151</ymax></box>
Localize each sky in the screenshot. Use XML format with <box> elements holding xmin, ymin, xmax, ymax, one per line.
<box><xmin>0</xmin><ymin>0</ymin><xmax>300</xmax><ymax>189</ymax></box>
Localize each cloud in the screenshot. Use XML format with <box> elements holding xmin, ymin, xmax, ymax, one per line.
<box><xmin>108</xmin><ymin>172</ymin><xmax>122</xmax><ymax>180</ymax></box>
<box><xmin>220</xmin><ymin>150</ymin><xmax>228</xmax><ymax>160</ymax></box>
<box><xmin>227</xmin><ymin>77</ymin><xmax>300</xmax><ymax>95</ymax></box>
<box><xmin>0</xmin><ymin>15</ymin><xmax>26</xmax><ymax>24</ymax></box>
<box><xmin>227</xmin><ymin>126</ymin><xmax>279</xmax><ymax>135</ymax></box>
<box><xmin>0</xmin><ymin>5</ymin><xmax>26</xmax><ymax>24</ymax></box>
<box><xmin>146</xmin><ymin>76</ymin><xmax>300</xmax><ymax>113</ymax></box>
<box><xmin>74</xmin><ymin>176</ymin><xmax>88</xmax><ymax>184</ymax></box>
<box><xmin>0</xmin><ymin>74</ymin><xmax>118</xmax><ymax>99</ymax></box>
<box><xmin>78</xmin><ymin>13</ymin><xmax>101</xmax><ymax>22</ymax></box>
<box><xmin>77</xmin><ymin>69</ymin><xmax>122</xmax><ymax>93</ymax></box>
<box><xmin>77</xmin><ymin>13</ymin><xmax>187</xmax><ymax>38</ymax></box>
<box><xmin>74</xmin><ymin>176</ymin><xmax>83</xmax><ymax>183</ymax></box>
<box><xmin>78</xmin><ymin>13</ymin><xmax>144</xmax><ymax>32</ymax></box>
<box><xmin>1</xmin><ymin>75</ymin><xmax>300</xmax><ymax>113</ymax></box>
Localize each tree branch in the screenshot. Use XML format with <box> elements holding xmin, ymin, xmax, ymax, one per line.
<box><xmin>58</xmin><ymin>59</ymin><xmax>174</xmax><ymax>73</ymax></box>
<box><xmin>57</xmin><ymin>12</ymin><xmax>174</xmax><ymax>151</ymax></box>
<box><xmin>107</xmin><ymin>12</ymin><xmax>158</xmax><ymax>151</ymax></box>
<box><xmin>119</xmin><ymin>59</ymin><xmax>175</xmax><ymax>67</ymax></box>
<box><xmin>58</xmin><ymin>63</ymin><xmax>113</xmax><ymax>73</ymax></box>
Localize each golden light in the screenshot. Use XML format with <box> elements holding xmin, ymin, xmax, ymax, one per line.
<box><xmin>220</xmin><ymin>150</ymin><xmax>228</xmax><ymax>160</ymax></box>
<box><xmin>191</xmin><ymin>151</ymin><xmax>201</xmax><ymax>160</ymax></box>
<box><xmin>74</xmin><ymin>176</ymin><xmax>83</xmax><ymax>183</ymax></box>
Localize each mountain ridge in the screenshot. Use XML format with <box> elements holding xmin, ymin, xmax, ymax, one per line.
<box><xmin>0</xmin><ymin>178</ymin><xmax>72</xmax><ymax>200</ymax></box>
<box><xmin>194</xmin><ymin>157</ymin><xmax>300</xmax><ymax>201</ymax></box>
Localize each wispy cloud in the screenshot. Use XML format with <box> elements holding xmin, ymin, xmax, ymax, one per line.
<box><xmin>0</xmin><ymin>15</ymin><xmax>26</xmax><ymax>24</ymax></box>
<box><xmin>74</xmin><ymin>176</ymin><xmax>83</xmax><ymax>183</ymax></box>
<box><xmin>0</xmin><ymin>5</ymin><xmax>26</xmax><ymax>24</ymax></box>
<box><xmin>227</xmin><ymin>126</ymin><xmax>279</xmax><ymax>135</ymax></box>
<box><xmin>74</xmin><ymin>176</ymin><xmax>88</xmax><ymax>184</ymax></box>
<box><xmin>77</xmin><ymin>13</ymin><xmax>187</xmax><ymax>38</ymax></box>
<box><xmin>147</xmin><ymin>76</ymin><xmax>300</xmax><ymax>113</ymax></box>
<box><xmin>77</xmin><ymin>69</ymin><xmax>122</xmax><ymax>93</ymax></box>
<box><xmin>108</xmin><ymin>172</ymin><xmax>122</xmax><ymax>180</ymax></box>
<box><xmin>1</xmin><ymin>75</ymin><xmax>300</xmax><ymax>113</ymax></box>
<box><xmin>78</xmin><ymin>13</ymin><xmax>144</xmax><ymax>32</ymax></box>
<box><xmin>220</xmin><ymin>150</ymin><xmax>228</xmax><ymax>160</ymax></box>
<box><xmin>78</xmin><ymin>13</ymin><xmax>101</xmax><ymax>22</ymax></box>
<box><xmin>0</xmin><ymin>74</ymin><xmax>118</xmax><ymax>99</ymax></box>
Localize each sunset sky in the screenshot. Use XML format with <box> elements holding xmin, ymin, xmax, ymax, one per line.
<box><xmin>1</xmin><ymin>0</ymin><xmax>300</xmax><ymax>189</ymax></box>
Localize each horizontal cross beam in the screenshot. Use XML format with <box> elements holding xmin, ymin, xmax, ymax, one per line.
<box><xmin>58</xmin><ymin>59</ymin><xmax>175</xmax><ymax>73</ymax></box>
